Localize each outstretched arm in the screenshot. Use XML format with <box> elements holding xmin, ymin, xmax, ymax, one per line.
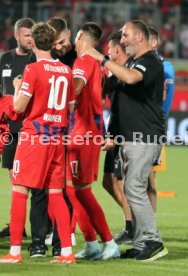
<box><xmin>85</xmin><ymin>48</ymin><xmax>143</xmax><ymax>84</ymax></box>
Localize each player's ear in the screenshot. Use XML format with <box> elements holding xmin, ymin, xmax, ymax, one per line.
<box><xmin>153</xmin><ymin>39</ymin><xmax>158</xmax><ymax>49</ymax></box>
<box><xmin>115</xmin><ymin>45</ymin><xmax>120</xmax><ymax>54</ymax></box>
<box><xmin>77</xmin><ymin>30</ymin><xmax>83</xmax><ymax>41</ymax></box>
<box><xmin>31</xmin><ymin>39</ymin><xmax>36</xmax><ymax>51</ymax></box>
<box><xmin>75</xmin><ymin>30</ymin><xmax>83</xmax><ymax>45</ymax></box>
<box><xmin>67</xmin><ymin>29</ymin><xmax>71</xmax><ymax>38</ymax></box>
<box><xmin>137</xmin><ymin>30</ymin><xmax>143</xmax><ymax>42</ymax></box>
<box><xmin>14</xmin><ymin>32</ymin><xmax>19</xmax><ymax>42</ymax></box>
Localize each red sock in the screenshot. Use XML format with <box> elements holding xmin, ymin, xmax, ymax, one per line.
<box><xmin>48</xmin><ymin>192</ymin><xmax>71</xmax><ymax>248</ymax></box>
<box><xmin>67</xmin><ymin>186</ymin><xmax>97</xmax><ymax>242</ymax></box>
<box><xmin>71</xmin><ymin>213</ymin><xmax>77</xmax><ymax>234</ymax></box>
<box><xmin>10</xmin><ymin>191</ymin><xmax>28</xmax><ymax>245</ymax></box>
<box><xmin>76</xmin><ymin>188</ymin><xmax>112</xmax><ymax>242</ymax></box>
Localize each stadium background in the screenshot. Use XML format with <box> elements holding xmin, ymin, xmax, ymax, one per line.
<box><xmin>0</xmin><ymin>1</ymin><xmax>188</xmax><ymax>275</ymax></box>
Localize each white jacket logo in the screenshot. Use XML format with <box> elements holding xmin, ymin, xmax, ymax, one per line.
<box><xmin>136</xmin><ymin>64</ymin><xmax>146</xmax><ymax>72</ymax></box>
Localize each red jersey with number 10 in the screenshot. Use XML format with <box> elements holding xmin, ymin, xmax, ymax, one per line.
<box><xmin>72</xmin><ymin>54</ymin><xmax>103</xmax><ymax>137</ymax></box>
<box><xmin>19</xmin><ymin>59</ymin><xmax>75</xmax><ymax>136</ymax></box>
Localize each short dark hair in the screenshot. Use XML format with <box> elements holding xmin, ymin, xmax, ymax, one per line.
<box><xmin>108</xmin><ymin>31</ymin><xmax>125</xmax><ymax>52</ymax></box>
<box><xmin>131</xmin><ymin>20</ymin><xmax>149</xmax><ymax>40</ymax></box>
<box><xmin>47</xmin><ymin>17</ymin><xmax>67</xmax><ymax>39</ymax></box>
<box><xmin>81</xmin><ymin>22</ymin><xmax>102</xmax><ymax>43</ymax></box>
<box><xmin>148</xmin><ymin>25</ymin><xmax>159</xmax><ymax>39</ymax></box>
<box><xmin>14</xmin><ymin>18</ymin><xmax>35</xmax><ymax>33</ymax></box>
<box><xmin>31</xmin><ymin>22</ymin><xmax>56</xmax><ymax>51</ymax></box>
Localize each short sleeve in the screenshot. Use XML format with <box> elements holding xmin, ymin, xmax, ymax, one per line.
<box><xmin>19</xmin><ymin>65</ymin><xmax>37</xmax><ymax>97</ymax></box>
<box><xmin>133</xmin><ymin>54</ymin><xmax>163</xmax><ymax>85</ymax></box>
<box><xmin>72</xmin><ymin>55</ymin><xmax>91</xmax><ymax>84</ymax></box>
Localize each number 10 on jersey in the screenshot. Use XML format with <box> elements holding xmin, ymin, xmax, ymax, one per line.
<box><xmin>48</xmin><ymin>75</ymin><xmax>68</xmax><ymax>110</ymax></box>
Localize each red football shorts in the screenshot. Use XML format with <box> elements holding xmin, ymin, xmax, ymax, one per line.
<box><xmin>67</xmin><ymin>138</ymin><xmax>101</xmax><ymax>185</ymax></box>
<box><xmin>12</xmin><ymin>136</ymin><xmax>65</xmax><ymax>189</ymax></box>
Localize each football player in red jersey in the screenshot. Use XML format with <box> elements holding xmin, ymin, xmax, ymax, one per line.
<box><xmin>66</xmin><ymin>22</ymin><xmax>120</xmax><ymax>260</ymax></box>
<box><xmin>0</xmin><ymin>22</ymin><xmax>75</xmax><ymax>264</ymax></box>
<box><xmin>28</xmin><ymin>16</ymin><xmax>77</xmax><ymax>258</ymax></box>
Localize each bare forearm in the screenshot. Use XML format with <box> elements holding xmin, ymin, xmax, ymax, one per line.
<box><xmin>85</xmin><ymin>48</ymin><xmax>143</xmax><ymax>84</ymax></box>
<box><xmin>103</xmin><ymin>59</ymin><xmax>141</xmax><ymax>84</ymax></box>
<box><xmin>13</xmin><ymin>93</ymin><xmax>30</xmax><ymax>114</ymax></box>
<box><xmin>13</xmin><ymin>96</ymin><xmax>24</xmax><ymax>114</ymax></box>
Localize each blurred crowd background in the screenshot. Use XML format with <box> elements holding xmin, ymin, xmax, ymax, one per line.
<box><xmin>0</xmin><ymin>0</ymin><xmax>188</xmax><ymax>59</ymax></box>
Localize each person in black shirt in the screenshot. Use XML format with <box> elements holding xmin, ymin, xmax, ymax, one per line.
<box><xmin>0</xmin><ymin>17</ymin><xmax>35</xmax><ymax>238</ymax></box>
<box><xmin>0</xmin><ymin>18</ymin><xmax>34</xmax><ymax>172</ymax></box>
<box><xmin>48</xmin><ymin>17</ymin><xmax>76</xmax><ymax>69</ymax></box>
<box><xmin>86</xmin><ymin>20</ymin><xmax>168</xmax><ymax>261</ymax></box>
<box><xmin>102</xmin><ymin>31</ymin><xmax>133</xmax><ymax>244</ymax></box>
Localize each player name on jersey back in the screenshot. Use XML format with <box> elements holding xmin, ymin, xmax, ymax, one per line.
<box><xmin>43</xmin><ymin>64</ymin><xmax>69</xmax><ymax>73</ymax></box>
<box><xmin>43</xmin><ymin>113</ymin><xmax>62</xmax><ymax>123</ymax></box>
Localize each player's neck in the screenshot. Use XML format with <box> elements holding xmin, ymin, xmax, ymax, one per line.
<box><xmin>16</xmin><ymin>47</ymin><xmax>30</xmax><ymax>56</ymax></box>
<box><xmin>35</xmin><ymin>49</ymin><xmax>53</xmax><ymax>61</ymax></box>
<box><xmin>77</xmin><ymin>43</ymin><xmax>93</xmax><ymax>57</ymax></box>
<box><xmin>134</xmin><ymin>43</ymin><xmax>150</xmax><ymax>59</ymax></box>
<box><xmin>116</xmin><ymin>55</ymin><xmax>128</xmax><ymax>66</ymax></box>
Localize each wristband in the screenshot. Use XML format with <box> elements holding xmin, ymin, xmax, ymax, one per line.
<box><xmin>101</xmin><ymin>55</ymin><xmax>110</xmax><ymax>67</ymax></box>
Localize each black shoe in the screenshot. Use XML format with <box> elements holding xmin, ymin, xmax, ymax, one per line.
<box><xmin>121</xmin><ymin>248</ymin><xmax>142</xmax><ymax>259</ymax></box>
<box><xmin>52</xmin><ymin>242</ymin><xmax>61</xmax><ymax>257</ymax></box>
<box><xmin>136</xmin><ymin>241</ymin><xmax>168</xmax><ymax>261</ymax></box>
<box><xmin>28</xmin><ymin>242</ymin><xmax>48</xmax><ymax>257</ymax></box>
<box><xmin>0</xmin><ymin>224</ymin><xmax>27</xmax><ymax>238</ymax></box>
<box><xmin>114</xmin><ymin>230</ymin><xmax>133</xmax><ymax>244</ymax></box>
<box><xmin>0</xmin><ymin>224</ymin><xmax>10</xmax><ymax>238</ymax></box>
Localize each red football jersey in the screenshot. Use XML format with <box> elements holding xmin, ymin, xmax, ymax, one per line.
<box><xmin>19</xmin><ymin>59</ymin><xmax>75</xmax><ymax>135</ymax></box>
<box><xmin>72</xmin><ymin>54</ymin><xmax>103</xmax><ymax>137</ymax></box>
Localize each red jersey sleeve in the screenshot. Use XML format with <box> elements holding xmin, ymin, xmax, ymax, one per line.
<box><xmin>19</xmin><ymin>65</ymin><xmax>37</xmax><ymax>97</ymax></box>
<box><xmin>72</xmin><ymin>55</ymin><xmax>92</xmax><ymax>84</ymax></box>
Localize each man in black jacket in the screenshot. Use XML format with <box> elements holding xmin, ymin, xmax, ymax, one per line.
<box><xmin>86</xmin><ymin>20</ymin><xmax>168</xmax><ymax>262</ymax></box>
